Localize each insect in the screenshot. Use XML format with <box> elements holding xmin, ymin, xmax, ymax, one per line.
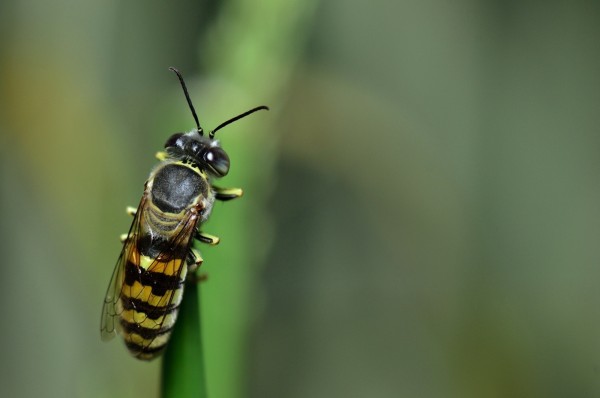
<box><xmin>100</xmin><ymin>67</ymin><xmax>268</xmax><ymax>360</ymax></box>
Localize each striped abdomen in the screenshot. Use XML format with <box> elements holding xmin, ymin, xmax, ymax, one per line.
<box><xmin>116</xmin><ymin>229</ymin><xmax>192</xmax><ymax>359</ymax></box>
<box><xmin>117</xmin><ymin>203</ymin><xmax>198</xmax><ymax>360</ymax></box>
<box><xmin>117</xmin><ymin>247</ymin><xmax>188</xmax><ymax>360</ymax></box>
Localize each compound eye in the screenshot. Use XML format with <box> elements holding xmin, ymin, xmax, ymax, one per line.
<box><xmin>164</xmin><ymin>133</ymin><xmax>184</xmax><ymax>148</ymax></box>
<box><xmin>204</xmin><ymin>147</ymin><xmax>230</xmax><ymax>176</ymax></box>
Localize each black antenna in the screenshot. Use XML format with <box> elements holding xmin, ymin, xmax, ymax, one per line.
<box><xmin>209</xmin><ymin>105</ymin><xmax>269</xmax><ymax>138</ymax></box>
<box><xmin>169</xmin><ymin>67</ymin><xmax>203</xmax><ymax>135</ymax></box>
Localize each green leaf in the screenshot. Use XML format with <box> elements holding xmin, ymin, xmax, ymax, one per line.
<box><xmin>160</xmin><ymin>282</ymin><xmax>207</xmax><ymax>398</ymax></box>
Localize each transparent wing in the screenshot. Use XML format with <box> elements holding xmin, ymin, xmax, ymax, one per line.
<box><xmin>100</xmin><ymin>195</ymin><xmax>148</xmax><ymax>341</ymax></box>
<box><xmin>129</xmin><ymin>211</ymin><xmax>200</xmax><ymax>353</ymax></box>
<box><xmin>100</xmin><ymin>195</ymin><xmax>201</xmax><ymax>350</ymax></box>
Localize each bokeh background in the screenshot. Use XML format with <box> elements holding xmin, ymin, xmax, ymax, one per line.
<box><xmin>1</xmin><ymin>1</ymin><xmax>600</xmax><ymax>397</ymax></box>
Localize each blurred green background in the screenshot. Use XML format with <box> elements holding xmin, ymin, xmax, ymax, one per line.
<box><xmin>1</xmin><ymin>1</ymin><xmax>600</xmax><ymax>397</ymax></box>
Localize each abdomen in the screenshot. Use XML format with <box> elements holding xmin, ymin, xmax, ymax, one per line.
<box><xmin>117</xmin><ymin>162</ymin><xmax>207</xmax><ymax>359</ymax></box>
<box><xmin>117</xmin><ymin>244</ymin><xmax>189</xmax><ymax>360</ymax></box>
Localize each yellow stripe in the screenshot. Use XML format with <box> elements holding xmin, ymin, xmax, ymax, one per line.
<box><xmin>120</xmin><ymin>282</ymin><xmax>184</xmax><ymax>307</ymax></box>
<box><xmin>125</xmin><ymin>330</ymin><xmax>172</xmax><ymax>348</ymax></box>
<box><xmin>132</xmin><ymin>251</ymin><xmax>186</xmax><ymax>275</ymax></box>
<box><xmin>120</xmin><ymin>308</ymin><xmax>178</xmax><ymax>330</ymax></box>
<box><xmin>147</xmin><ymin>257</ymin><xmax>186</xmax><ymax>277</ymax></box>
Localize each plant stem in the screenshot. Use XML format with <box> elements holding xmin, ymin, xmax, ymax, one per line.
<box><xmin>160</xmin><ymin>281</ymin><xmax>207</xmax><ymax>398</ymax></box>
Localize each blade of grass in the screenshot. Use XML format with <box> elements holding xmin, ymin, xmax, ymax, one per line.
<box><xmin>158</xmin><ymin>2</ymin><xmax>318</xmax><ymax>396</ymax></box>
<box><xmin>160</xmin><ymin>281</ymin><xmax>207</xmax><ymax>398</ymax></box>
<box><xmin>199</xmin><ymin>2</ymin><xmax>318</xmax><ymax>395</ymax></box>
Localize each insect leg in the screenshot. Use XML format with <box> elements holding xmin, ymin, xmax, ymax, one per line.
<box><xmin>186</xmin><ymin>248</ymin><xmax>208</xmax><ymax>283</ymax></box>
<box><xmin>117</xmin><ymin>207</ymin><xmax>137</xmax><ymax>242</ymax></box>
<box><xmin>187</xmin><ymin>273</ymin><xmax>208</xmax><ymax>284</ymax></box>
<box><xmin>195</xmin><ymin>231</ymin><xmax>220</xmax><ymax>245</ymax></box>
<box><xmin>187</xmin><ymin>248</ymin><xmax>203</xmax><ymax>272</ymax></box>
<box><xmin>213</xmin><ymin>186</ymin><xmax>243</xmax><ymax>201</ymax></box>
<box><xmin>155</xmin><ymin>151</ymin><xmax>168</xmax><ymax>161</ymax></box>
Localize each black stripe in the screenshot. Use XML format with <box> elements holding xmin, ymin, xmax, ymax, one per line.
<box><xmin>120</xmin><ymin>296</ymin><xmax>180</xmax><ymax>320</ymax></box>
<box><xmin>125</xmin><ymin>340</ymin><xmax>167</xmax><ymax>357</ymax></box>
<box><xmin>136</xmin><ymin>233</ymin><xmax>188</xmax><ymax>259</ymax></box>
<box><xmin>124</xmin><ymin>260</ymin><xmax>184</xmax><ymax>297</ymax></box>
<box><xmin>120</xmin><ymin>318</ymin><xmax>173</xmax><ymax>340</ymax></box>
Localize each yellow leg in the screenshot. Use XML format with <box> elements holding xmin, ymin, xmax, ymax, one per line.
<box><xmin>213</xmin><ymin>186</ymin><xmax>243</xmax><ymax>201</ymax></box>
<box><xmin>155</xmin><ymin>151</ymin><xmax>168</xmax><ymax>161</ymax></box>
<box><xmin>186</xmin><ymin>248</ymin><xmax>203</xmax><ymax>273</ymax></box>
<box><xmin>186</xmin><ymin>248</ymin><xmax>207</xmax><ymax>283</ymax></box>
<box><xmin>196</xmin><ymin>231</ymin><xmax>220</xmax><ymax>245</ymax></box>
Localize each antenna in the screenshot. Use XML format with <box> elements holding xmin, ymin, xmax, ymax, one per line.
<box><xmin>209</xmin><ymin>106</ymin><xmax>269</xmax><ymax>138</ymax></box>
<box><xmin>168</xmin><ymin>67</ymin><xmax>203</xmax><ymax>135</ymax></box>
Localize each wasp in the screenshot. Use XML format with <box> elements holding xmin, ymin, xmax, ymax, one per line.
<box><xmin>100</xmin><ymin>67</ymin><xmax>268</xmax><ymax>360</ymax></box>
